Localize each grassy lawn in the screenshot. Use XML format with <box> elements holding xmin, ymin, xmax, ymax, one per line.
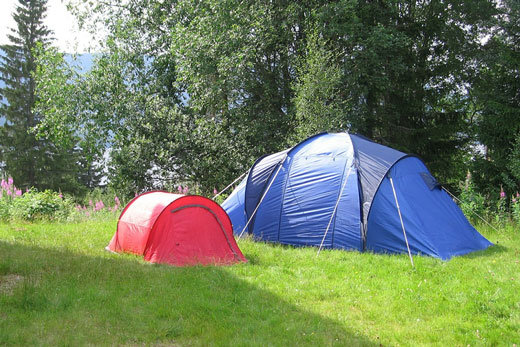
<box><xmin>0</xmin><ymin>219</ymin><xmax>518</xmax><ymax>346</ymax></box>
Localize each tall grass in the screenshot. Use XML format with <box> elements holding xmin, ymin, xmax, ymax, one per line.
<box><xmin>0</xmin><ymin>219</ymin><xmax>518</xmax><ymax>346</ymax></box>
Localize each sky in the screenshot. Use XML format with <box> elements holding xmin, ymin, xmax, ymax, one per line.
<box><xmin>0</xmin><ymin>0</ymin><xmax>97</xmax><ymax>53</ymax></box>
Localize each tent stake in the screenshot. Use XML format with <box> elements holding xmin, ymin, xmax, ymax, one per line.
<box><xmin>237</xmin><ymin>156</ymin><xmax>287</xmax><ymax>241</ymax></box>
<box><xmin>317</xmin><ymin>166</ymin><xmax>353</xmax><ymax>257</ymax></box>
<box><xmin>389</xmin><ymin>176</ymin><xmax>415</xmax><ymax>267</ymax></box>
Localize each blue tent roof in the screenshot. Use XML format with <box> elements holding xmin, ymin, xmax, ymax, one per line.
<box><xmin>222</xmin><ymin>132</ymin><xmax>492</xmax><ymax>260</ymax></box>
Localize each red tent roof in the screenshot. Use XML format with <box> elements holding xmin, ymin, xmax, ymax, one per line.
<box><xmin>107</xmin><ymin>192</ymin><xmax>246</xmax><ymax>266</ymax></box>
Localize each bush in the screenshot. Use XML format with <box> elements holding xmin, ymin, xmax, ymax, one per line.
<box><xmin>458</xmin><ymin>173</ymin><xmax>488</xmax><ymax>222</ymax></box>
<box><xmin>9</xmin><ymin>190</ymin><xmax>75</xmax><ymax>221</ymax></box>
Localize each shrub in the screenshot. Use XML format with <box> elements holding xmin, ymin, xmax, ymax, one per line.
<box><xmin>458</xmin><ymin>173</ymin><xmax>488</xmax><ymax>222</ymax></box>
<box><xmin>9</xmin><ymin>189</ymin><xmax>75</xmax><ymax>221</ymax></box>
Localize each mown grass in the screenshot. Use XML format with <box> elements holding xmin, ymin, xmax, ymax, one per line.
<box><xmin>0</xmin><ymin>219</ymin><xmax>518</xmax><ymax>346</ymax></box>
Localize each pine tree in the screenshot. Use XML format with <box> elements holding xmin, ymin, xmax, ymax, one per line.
<box><xmin>0</xmin><ymin>0</ymin><xmax>63</xmax><ymax>190</ymax></box>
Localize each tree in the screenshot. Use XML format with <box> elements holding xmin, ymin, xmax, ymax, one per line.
<box><xmin>292</xmin><ymin>29</ymin><xmax>347</xmax><ymax>140</ymax></box>
<box><xmin>310</xmin><ymin>0</ymin><xmax>498</xmax><ymax>186</ymax></box>
<box><xmin>52</xmin><ymin>0</ymin><xmax>502</xmax><ymax>197</ymax></box>
<box><xmin>0</xmin><ymin>0</ymin><xmax>81</xmax><ymax>192</ymax></box>
<box><xmin>472</xmin><ymin>0</ymin><xmax>520</xmax><ymax>197</ymax></box>
<box><xmin>33</xmin><ymin>44</ymin><xmax>102</xmax><ymax>191</ymax></box>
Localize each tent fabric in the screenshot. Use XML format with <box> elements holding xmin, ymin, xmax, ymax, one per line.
<box><xmin>107</xmin><ymin>192</ymin><xmax>246</xmax><ymax>266</ymax></box>
<box><xmin>366</xmin><ymin>157</ymin><xmax>492</xmax><ymax>259</ymax></box>
<box><xmin>222</xmin><ymin>132</ymin><xmax>492</xmax><ymax>260</ymax></box>
<box><xmin>349</xmin><ymin>134</ymin><xmax>407</xmax><ymax>247</ymax></box>
<box><xmin>245</xmin><ymin>149</ymin><xmax>289</xmax><ymax>233</ymax></box>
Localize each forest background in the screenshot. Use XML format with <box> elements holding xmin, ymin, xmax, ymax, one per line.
<box><xmin>0</xmin><ymin>0</ymin><xmax>519</xmax><ymax>215</ymax></box>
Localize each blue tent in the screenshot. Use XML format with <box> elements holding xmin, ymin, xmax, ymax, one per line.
<box><xmin>222</xmin><ymin>132</ymin><xmax>492</xmax><ymax>260</ymax></box>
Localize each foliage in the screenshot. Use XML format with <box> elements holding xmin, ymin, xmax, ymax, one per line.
<box><xmin>1</xmin><ymin>176</ymin><xmax>74</xmax><ymax>221</ymax></box>
<box><xmin>512</xmin><ymin>193</ymin><xmax>520</xmax><ymax>224</ymax></box>
<box><xmin>0</xmin><ymin>0</ymin><xmax>81</xmax><ymax>193</ymax></box>
<box><xmin>9</xmin><ymin>190</ymin><xmax>75</xmax><ymax>222</ymax></box>
<box><xmin>0</xmin><ymin>219</ymin><xmax>518</xmax><ymax>345</ymax></box>
<box><xmin>31</xmin><ymin>0</ymin><xmax>517</xmax><ymax>203</ymax></box>
<box><xmin>0</xmin><ymin>177</ymin><xmax>122</xmax><ymax>222</ymax></box>
<box><xmin>472</xmin><ymin>0</ymin><xmax>520</xmax><ymax>197</ymax></box>
<box><xmin>292</xmin><ymin>29</ymin><xmax>347</xmax><ymax>140</ymax></box>
<box><xmin>73</xmin><ymin>192</ymin><xmax>122</xmax><ymax>220</ymax></box>
<box><xmin>317</xmin><ymin>1</ymin><xmax>497</xmax><ymax>186</ymax></box>
<box><xmin>458</xmin><ymin>173</ymin><xmax>487</xmax><ymax>223</ymax></box>
<box><xmin>57</xmin><ymin>0</ymin><xmax>500</xmax><ymax>192</ymax></box>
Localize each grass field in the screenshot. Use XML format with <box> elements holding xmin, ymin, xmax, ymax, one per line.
<box><xmin>0</xmin><ymin>219</ymin><xmax>518</xmax><ymax>346</ymax></box>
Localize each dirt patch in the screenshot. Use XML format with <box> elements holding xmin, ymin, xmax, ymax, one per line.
<box><xmin>0</xmin><ymin>274</ymin><xmax>24</xmax><ymax>295</ymax></box>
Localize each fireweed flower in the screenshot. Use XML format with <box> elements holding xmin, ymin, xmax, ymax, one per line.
<box><xmin>178</xmin><ymin>185</ymin><xmax>182</xmax><ymax>193</ymax></box>
<box><xmin>183</xmin><ymin>186</ymin><xmax>189</xmax><ymax>194</ymax></box>
<box><xmin>213</xmin><ymin>188</ymin><xmax>218</xmax><ymax>195</ymax></box>
<box><xmin>7</xmin><ymin>177</ymin><xmax>13</xmax><ymax>186</ymax></box>
<box><xmin>500</xmin><ymin>191</ymin><xmax>506</xmax><ymax>198</ymax></box>
<box><xmin>15</xmin><ymin>189</ymin><xmax>22</xmax><ymax>197</ymax></box>
<box><xmin>95</xmin><ymin>201</ymin><xmax>105</xmax><ymax>211</ymax></box>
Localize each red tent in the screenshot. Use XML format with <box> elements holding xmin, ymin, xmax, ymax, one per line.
<box><xmin>106</xmin><ymin>191</ymin><xmax>246</xmax><ymax>266</ymax></box>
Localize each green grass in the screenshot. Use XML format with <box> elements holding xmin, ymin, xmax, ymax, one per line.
<box><xmin>0</xmin><ymin>220</ymin><xmax>518</xmax><ymax>346</ymax></box>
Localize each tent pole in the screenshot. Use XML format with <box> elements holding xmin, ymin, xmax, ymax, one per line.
<box><xmin>237</xmin><ymin>156</ymin><xmax>288</xmax><ymax>241</ymax></box>
<box><xmin>317</xmin><ymin>165</ymin><xmax>353</xmax><ymax>257</ymax></box>
<box><xmin>212</xmin><ymin>170</ymin><xmax>249</xmax><ymax>200</ymax></box>
<box><xmin>389</xmin><ymin>176</ymin><xmax>415</xmax><ymax>267</ymax></box>
<box><xmin>442</xmin><ymin>187</ymin><xmax>500</xmax><ymax>233</ymax></box>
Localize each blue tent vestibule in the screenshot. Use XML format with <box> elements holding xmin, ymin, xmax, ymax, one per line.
<box><xmin>222</xmin><ymin>132</ymin><xmax>492</xmax><ymax>260</ymax></box>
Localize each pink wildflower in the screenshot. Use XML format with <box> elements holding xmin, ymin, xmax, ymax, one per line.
<box><xmin>500</xmin><ymin>191</ymin><xmax>506</xmax><ymax>198</ymax></box>
<box><xmin>94</xmin><ymin>200</ymin><xmax>105</xmax><ymax>211</ymax></box>
<box><xmin>0</xmin><ymin>179</ymin><xmax>5</xmax><ymax>189</ymax></box>
<box><xmin>183</xmin><ymin>186</ymin><xmax>189</xmax><ymax>194</ymax></box>
<box><xmin>15</xmin><ymin>189</ymin><xmax>22</xmax><ymax>196</ymax></box>
<box><xmin>517</xmin><ymin>192</ymin><xmax>520</xmax><ymax>198</ymax></box>
<box><xmin>134</xmin><ymin>192</ymin><xmax>138</xmax><ymax>198</ymax></box>
<box><xmin>178</xmin><ymin>185</ymin><xmax>182</xmax><ymax>193</ymax></box>
<box><xmin>7</xmin><ymin>177</ymin><xmax>13</xmax><ymax>186</ymax></box>
<box><xmin>6</xmin><ymin>190</ymin><xmax>12</xmax><ymax>196</ymax></box>
<box><xmin>513</xmin><ymin>198</ymin><xmax>517</xmax><ymax>204</ymax></box>
<box><xmin>89</xmin><ymin>199</ymin><xmax>93</xmax><ymax>206</ymax></box>
<box><xmin>114</xmin><ymin>196</ymin><xmax>120</xmax><ymax>205</ymax></box>
<box><xmin>213</xmin><ymin>188</ymin><xmax>218</xmax><ymax>195</ymax></box>
<box><xmin>58</xmin><ymin>190</ymin><xmax>63</xmax><ymax>199</ymax></box>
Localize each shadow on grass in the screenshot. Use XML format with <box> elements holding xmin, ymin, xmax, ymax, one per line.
<box><xmin>460</xmin><ymin>244</ymin><xmax>507</xmax><ymax>259</ymax></box>
<box><xmin>0</xmin><ymin>241</ymin><xmax>376</xmax><ymax>346</ymax></box>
